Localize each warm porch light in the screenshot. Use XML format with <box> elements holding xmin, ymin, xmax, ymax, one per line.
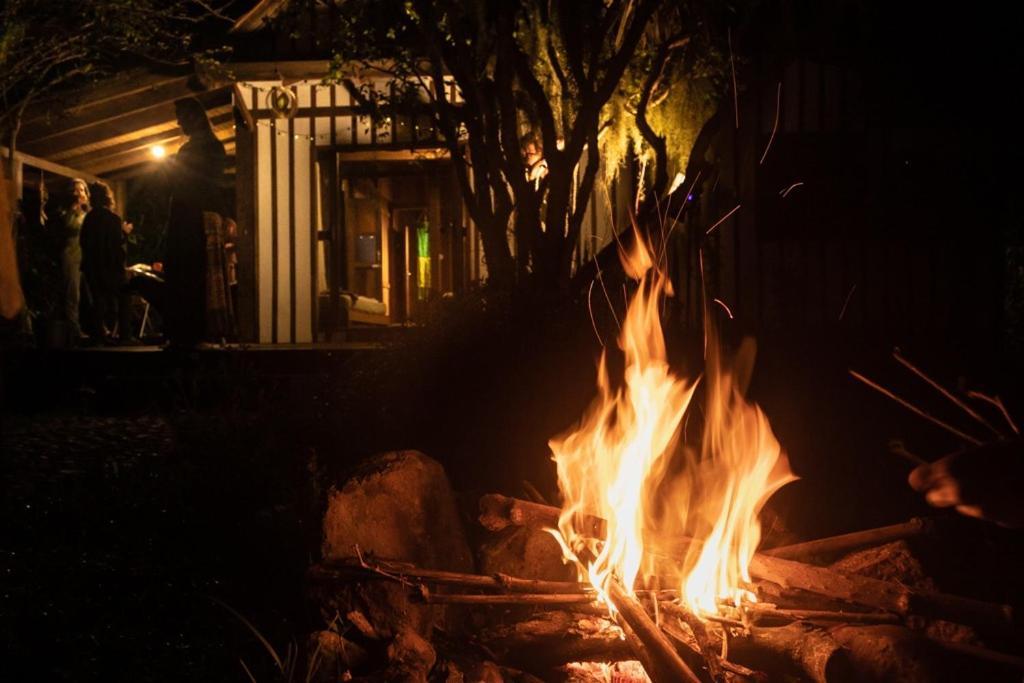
<box><xmin>150</xmin><ymin>144</ymin><xmax>166</xmax><ymax>160</ymax></box>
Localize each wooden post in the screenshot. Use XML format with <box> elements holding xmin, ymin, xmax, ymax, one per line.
<box><xmin>234</xmin><ymin>106</ymin><xmax>258</xmax><ymax>342</ymax></box>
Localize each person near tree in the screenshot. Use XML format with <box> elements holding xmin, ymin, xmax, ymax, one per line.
<box><xmin>163</xmin><ymin>97</ymin><xmax>226</xmax><ymax>348</ymax></box>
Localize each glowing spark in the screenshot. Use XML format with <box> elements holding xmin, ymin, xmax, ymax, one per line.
<box><xmin>659</xmin><ymin>170</ymin><xmax>703</xmax><ymax>270</ymax></box>
<box><xmin>587</xmin><ymin>280</ymin><xmax>605</xmax><ymax>347</ymax></box>
<box><xmin>759</xmin><ymin>82</ymin><xmax>781</xmax><ymax>165</ymax></box>
<box><xmin>705</xmin><ymin>204</ymin><xmax>741</xmax><ymax>235</ymax></box>
<box><xmin>150</xmin><ymin>144</ymin><xmax>166</xmax><ymax>159</ymax></box>
<box><xmin>596</xmin><ymin>270</ymin><xmax>621</xmax><ymax>331</ymax></box>
<box><xmin>838</xmin><ymin>284</ymin><xmax>857</xmax><ymax>321</ymax></box>
<box><xmin>669</xmin><ymin>172</ymin><xmax>687</xmax><ymax>195</ymax></box>
<box><xmin>780</xmin><ymin>181</ymin><xmax>804</xmax><ymax>198</ymax></box>
<box><xmin>713</xmin><ymin>298</ymin><xmax>734</xmax><ymax>319</ymax></box>
<box><xmin>849</xmin><ymin>370</ymin><xmax>984</xmax><ymax>446</ymax></box>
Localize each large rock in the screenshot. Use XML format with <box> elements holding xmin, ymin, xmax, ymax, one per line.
<box><xmin>322</xmin><ymin>450</ymin><xmax>473</xmax><ymax>571</ymax></box>
<box><xmin>318</xmin><ymin>451</ymin><xmax>474</xmax><ymax>639</ymax></box>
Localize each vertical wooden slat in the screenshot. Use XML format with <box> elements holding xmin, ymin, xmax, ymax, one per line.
<box><xmin>329</xmin><ymin>85</ymin><xmax>342</xmax><ymax>338</ymax></box>
<box><xmin>309</xmin><ymin>85</ymin><xmax>318</xmax><ymax>342</ymax></box>
<box><xmin>270</xmin><ymin>116</ymin><xmax>279</xmax><ymax>344</ymax></box>
<box><xmin>289</xmin><ymin>87</ymin><xmax>298</xmax><ymax>343</ymax></box>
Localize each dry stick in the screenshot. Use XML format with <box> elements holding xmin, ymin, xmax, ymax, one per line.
<box><xmin>761</xmin><ymin>517</ymin><xmax>933</xmax><ymax>561</ymax></box>
<box><xmin>607</xmin><ymin>579</ymin><xmax>702</xmax><ymax>683</ymax></box>
<box><xmin>967</xmin><ymin>389</ymin><xmax>1021</xmax><ymax>436</ymax></box>
<box><xmin>888</xmin><ymin>439</ymin><xmax>928</xmax><ymax>466</ymax></box>
<box><xmin>310</xmin><ymin>560</ymin><xmax>590</xmax><ymax>595</ymax></box>
<box><xmin>416</xmin><ymin>588</ymin><xmax>597</xmax><ymax>606</ymax></box>
<box><xmin>849</xmin><ymin>370</ymin><xmax>984</xmax><ymax>446</ymax></box>
<box><xmin>479</xmin><ymin>495</ymin><xmax>1015</xmax><ymax>631</ymax></box>
<box><xmin>892</xmin><ymin>350</ymin><xmax>1004</xmax><ymax>438</ymax></box>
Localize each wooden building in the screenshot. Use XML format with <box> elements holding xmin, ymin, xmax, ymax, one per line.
<box><xmin>12</xmin><ymin>0</ymin><xmax>1006</xmax><ymax>354</ymax></box>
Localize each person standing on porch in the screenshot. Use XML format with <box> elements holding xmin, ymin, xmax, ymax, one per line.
<box><xmin>79</xmin><ymin>182</ymin><xmax>127</xmax><ymax>343</ymax></box>
<box><xmin>58</xmin><ymin>179</ymin><xmax>90</xmax><ymax>340</ymax></box>
<box><xmin>164</xmin><ymin>97</ymin><xmax>226</xmax><ymax>348</ymax></box>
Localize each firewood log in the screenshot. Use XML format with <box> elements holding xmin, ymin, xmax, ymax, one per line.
<box><xmin>729</xmin><ymin>623</ymin><xmax>855</xmax><ymax>683</ymax></box>
<box><xmin>478</xmin><ymin>494</ymin><xmax>1016</xmax><ymax>631</ymax></box>
<box><xmin>762</xmin><ymin>518</ymin><xmax>934</xmax><ymax>562</ymax></box>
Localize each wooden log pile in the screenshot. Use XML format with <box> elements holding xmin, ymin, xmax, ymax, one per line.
<box><xmin>308</xmin><ymin>493</ymin><xmax>1023</xmax><ymax>682</ymax></box>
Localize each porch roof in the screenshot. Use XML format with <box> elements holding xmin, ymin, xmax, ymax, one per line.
<box><xmin>17</xmin><ymin>67</ymin><xmax>235</xmax><ymax>181</ymax></box>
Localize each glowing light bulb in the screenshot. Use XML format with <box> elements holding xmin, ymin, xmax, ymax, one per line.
<box><xmin>150</xmin><ymin>145</ymin><xmax>166</xmax><ymax>160</ymax></box>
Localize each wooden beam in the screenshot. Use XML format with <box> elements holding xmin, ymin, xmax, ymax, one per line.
<box><xmin>20</xmin><ymin>90</ymin><xmax>231</xmax><ymax>159</ymax></box>
<box><xmin>0</xmin><ymin>145</ymin><xmax>102</xmax><ymax>185</ymax></box>
<box><xmin>84</xmin><ymin>138</ymin><xmax>236</xmax><ymax>176</ymax></box>
<box><xmin>60</xmin><ymin>115</ymin><xmax>235</xmax><ymax>170</ymax></box>
<box><xmin>229</xmin><ymin>0</ymin><xmax>291</xmax><ymax>33</ymax></box>
<box><xmin>223</xmin><ymin>60</ymin><xmax>400</xmax><ymax>83</ymax></box>
<box><xmin>20</xmin><ymin>76</ymin><xmax>204</xmax><ymax>143</ymax></box>
<box><xmin>48</xmin><ymin>108</ymin><xmax>234</xmax><ymax>163</ymax></box>
<box><xmin>20</xmin><ymin>68</ymin><xmax>193</xmax><ymax>128</ymax></box>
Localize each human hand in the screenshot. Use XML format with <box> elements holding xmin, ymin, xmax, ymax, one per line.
<box><xmin>122</xmin><ymin>221</ymin><xmax>134</xmax><ymax>235</ymax></box>
<box><xmin>909</xmin><ymin>440</ymin><xmax>1024</xmax><ymax>528</ymax></box>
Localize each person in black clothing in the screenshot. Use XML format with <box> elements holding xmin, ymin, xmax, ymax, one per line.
<box><xmin>80</xmin><ymin>182</ymin><xmax>128</xmax><ymax>343</ymax></box>
<box><xmin>163</xmin><ymin>96</ymin><xmax>226</xmax><ymax>348</ymax></box>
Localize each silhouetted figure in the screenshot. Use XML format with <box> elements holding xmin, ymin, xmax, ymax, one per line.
<box><xmin>80</xmin><ymin>182</ymin><xmax>126</xmax><ymax>342</ymax></box>
<box><xmin>164</xmin><ymin>97</ymin><xmax>226</xmax><ymax>348</ymax></box>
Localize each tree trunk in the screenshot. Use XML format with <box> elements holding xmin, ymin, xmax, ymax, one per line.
<box><xmin>477</xmin><ymin>213</ymin><xmax>516</xmax><ymax>290</ymax></box>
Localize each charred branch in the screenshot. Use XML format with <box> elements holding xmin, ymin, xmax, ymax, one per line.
<box><xmin>761</xmin><ymin>518</ymin><xmax>935</xmax><ymax>562</ymax></box>
<box><xmin>309</xmin><ymin>559</ymin><xmax>589</xmax><ymax>595</ymax></box>
<box><xmin>479</xmin><ymin>494</ymin><xmax>1016</xmax><ymax>632</ymax></box>
<box><xmin>607</xmin><ymin>579</ymin><xmax>702</xmax><ymax>683</ymax></box>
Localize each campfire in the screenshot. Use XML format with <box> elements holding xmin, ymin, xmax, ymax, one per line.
<box><xmin>305</xmin><ymin>233</ymin><xmax>1021</xmax><ymax>681</ymax></box>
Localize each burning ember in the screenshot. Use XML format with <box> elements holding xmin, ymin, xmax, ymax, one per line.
<box><xmin>550</xmin><ymin>233</ymin><xmax>796</xmax><ymax>618</ymax></box>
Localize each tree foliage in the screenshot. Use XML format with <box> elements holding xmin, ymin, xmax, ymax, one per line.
<box><xmin>320</xmin><ymin>0</ymin><xmax>734</xmax><ymax>291</ymax></box>
<box><xmin>0</xmin><ymin>0</ymin><xmax>231</xmax><ymax>156</ymax></box>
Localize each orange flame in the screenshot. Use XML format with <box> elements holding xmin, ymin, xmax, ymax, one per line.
<box><xmin>550</xmin><ymin>233</ymin><xmax>795</xmax><ymax>616</ymax></box>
